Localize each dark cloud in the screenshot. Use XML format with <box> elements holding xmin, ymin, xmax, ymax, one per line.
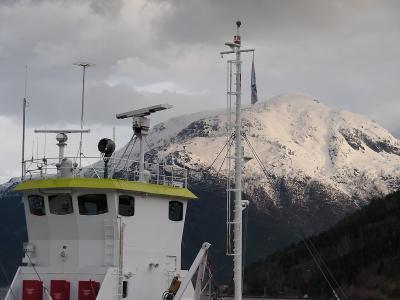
<box><xmin>0</xmin><ymin>0</ymin><xmax>400</xmax><ymax>136</ymax></box>
<box><xmin>89</xmin><ymin>0</ymin><xmax>124</xmax><ymax>17</ymax></box>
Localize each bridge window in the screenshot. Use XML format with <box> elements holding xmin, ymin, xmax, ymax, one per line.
<box><xmin>119</xmin><ymin>195</ymin><xmax>135</xmax><ymax>217</ymax></box>
<box><xmin>78</xmin><ymin>194</ymin><xmax>108</xmax><ymax>215</ymax></box>
<box><xmin>28</xmin><ymin>195</ymin><xmax>46</xmax><ymax>216</ymax></box>
<box><xmin>49</xmin><ymin>194</ymin><xmax>73</xmax><ymax>215</ymax></box>
<box><xmin>169</xmin><ymin>201</ymin><xmax>183</xmax><ymax>221</ymax></box>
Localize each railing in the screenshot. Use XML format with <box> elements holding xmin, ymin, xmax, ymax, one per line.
<box><xmin>22</xmin><ymin>156</ymin><xmax>188</xmax><ymax>188</ymax></box>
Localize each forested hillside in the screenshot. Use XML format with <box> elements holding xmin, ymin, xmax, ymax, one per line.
<box><xmin>244</xmin><ymin>191</ymin><xmax>400</xmax><ymax>300</ymax></box>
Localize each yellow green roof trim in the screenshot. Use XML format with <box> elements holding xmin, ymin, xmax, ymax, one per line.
<box><xmin>14</xmin><ymin>178</ymin><xmax>197</xmax><ymax>200</ymax></box>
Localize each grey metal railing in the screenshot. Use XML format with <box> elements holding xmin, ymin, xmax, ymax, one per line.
<box><xmin>22</xmin><ymin>156</ymin><xmax>188</xmax><ymax>188</ymax></box>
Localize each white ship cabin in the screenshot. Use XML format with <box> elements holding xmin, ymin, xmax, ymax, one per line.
<box><xmin>8</xmin><ymin>177</ymin><xmax>198</xmax><ymax>300</ymax></box>
<box><xmin>5</xmin><ymin>173</ymin><xmax>202</xmax><ymax>300</ymax></box>
<box><xmin>6</xmin><ymin>105</ymin><xmax>210</xmax><ymax>300</ymax></box>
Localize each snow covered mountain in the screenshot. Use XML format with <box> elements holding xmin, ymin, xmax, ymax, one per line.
<box><xmin>128</xmin><ymin>93</ymin><xmax>400</xmax><ymax>214</ymax></box>
<box><xmin>0</xmin><ymin>177</ymin><xmax>19</xmax><ymax>197</ymax></box>
<box><xmin>1</xmin><ymin>93</ymin><xmax>400</xmax><ymax>281</ymax></box>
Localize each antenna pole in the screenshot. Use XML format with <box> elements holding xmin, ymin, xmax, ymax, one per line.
<box><xmin>74</xmin><ymin>62</ymin><xmax>95</xmax><ymax>168</ymax></box>
<box><xmin>21</xmin><ymin>66</ymin><xmax>28</xmax><ymax>180</ymax></box>
<box><xmin>22</xmin><ymin>98</ymin><xmax>27</xmax><ymax>179</ymax></box>
<box><xmin>233</xmin><ymin>20</ymin><xmax>243</xmax><ymax>300</ymax></box>
<box><xmin>79</xmin><ymin>65</ymin><xmax>86</xmax><ymax>168</ymax></box>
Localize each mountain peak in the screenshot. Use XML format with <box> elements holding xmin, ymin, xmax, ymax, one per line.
<box><xmin>144</xmin><ymin>94</ymin><xmax>400</xmax><ymax>209</ymax></box>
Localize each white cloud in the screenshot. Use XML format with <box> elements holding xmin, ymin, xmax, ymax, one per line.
<box><xmin>0</xmin><ymin>116</ymin><xmax>23</xmax><ymax>183</ymax></box>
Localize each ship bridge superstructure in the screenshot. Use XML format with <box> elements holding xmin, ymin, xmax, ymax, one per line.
<box><xmin>5</xmin><ymin>104</ymin><xmax>210</xmax><ymax>300</ymax></box>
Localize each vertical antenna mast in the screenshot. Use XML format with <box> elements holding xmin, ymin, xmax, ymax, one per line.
<box><xmin>74</xmin><ymin>62</ymin><xmax>95</xmax><ymax>168</ymax></box>
<box><xmin>21</xmin><ymin>65</ymin><xmax>28</xmax><ymax>180</ymax></box>
<box><xmin>220</xmin><ymin>21</ymin><xmax>254</xmax><ymax>300</ymax></box>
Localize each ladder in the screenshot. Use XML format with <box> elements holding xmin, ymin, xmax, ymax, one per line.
<box><xmin>226</xmin><ymin>59</ymin><xmax>236</xmax><ymax>256</ymax></box>
<box><xmin>104</xmin><ymin>219</ymin><xmax>116</xmax><ymax>266</ymax></box>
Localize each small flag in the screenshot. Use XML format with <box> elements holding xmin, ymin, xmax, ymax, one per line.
<box><xmin>251</xmin><ymin>56</ymin><xmax>258</xmax><ymax>105</ymax></box>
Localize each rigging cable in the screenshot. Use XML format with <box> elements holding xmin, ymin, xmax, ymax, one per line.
<box><xmin>12</xmin><ymin>232</ymin><xmax>53</xmax><ymax>299</ymax></box>
<box><xmin>242</xmin><ymin>132</ymin><xmax>274</xmax><ymax>178</ymax></box>
<box><xmin>205</xmin><ymin>136</ymin><xmax>235</xmax><ymax>253</ymax></box>
<box><xmin>122</xmin><ymin>136</ymin><xmax>138</xmax><ymax>178</ymax></box>
<box><xmin>111</xmin><ymin>135</ymin><xmax>137</xmax><ymax>176</ymax></box>
<box><xmin>25</xmin><ymin>252</ymin><xmax>53</xmax><ymax>300</ymax></box>
<box><xmin>292</xmin><ymin>224</ymin><xmax>343</xmax><ymax>300</ymax></box>
<box><xmin>80</xmin><ymin>153</ymin><xmax>100</xmax><ymax>179</ymax></box>
<box><xmin>307</xmin><ymin>234</ymin><xmax>348</xmax><ymax>300</ymax></box>
<box><xmin>299</xmin><ymin>231</ymin><xmax>339</xmax><ymax>299</ymax></box>
<box><xmin>205</xmin><ymin>133</ymin><xmax>235</xmax><ymax>174</ymax></box>
<box><xmin>211</xmin><ymin>135</ymin><xmax>235</xmax><ymax>179</ymax></box>
<box><xmin>243</xmin><ymin>133</ymin><xmax>346</xmax><ymax>300</ymax></box>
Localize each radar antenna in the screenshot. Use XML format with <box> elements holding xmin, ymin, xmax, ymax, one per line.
<box><xmin>116</xmin><ymin>104</ymin><xmax>172</xmax><ymax>181</ymax></box>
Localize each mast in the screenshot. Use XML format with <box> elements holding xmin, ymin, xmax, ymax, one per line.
<box><xmin>233</xmin><ymin>20</ymin><xmax>243</xmax><ymax>299</ymax></box>
<box><xmin>73</xmin><ymin>62</ymin><xmax>95</xmax><ymax>168</ymax></box>
<box><xmin>21</xmin><ymin>66</ymin><xmax>28</xmax><ymax>180</ymax></box>
<box><xmin>21</xmin><ymin>97</ymin><xmax>26</xmax><ymax>179</ymax></box>
<box><xmin>221</xmin><ymin>20</ymin><xmax>254</xmax><ymax>300</ymax></box>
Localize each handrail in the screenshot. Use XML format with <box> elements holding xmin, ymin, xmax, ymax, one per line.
<box><xmin>22</xmin><ymin>156</ymin><xmax>189</xmax><ymax>188</ymax></box>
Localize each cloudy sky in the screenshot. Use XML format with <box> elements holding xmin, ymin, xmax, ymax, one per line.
<box><xmin>1</xmin><ymin>0</ymin><xmax>400</xmax><ymax>183</ymax></box>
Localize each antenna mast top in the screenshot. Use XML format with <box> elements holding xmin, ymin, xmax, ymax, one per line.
<box><xmin>234</xmin><ymin>20</ymin><xmax>241</xmax><ymax>45</ymax></box>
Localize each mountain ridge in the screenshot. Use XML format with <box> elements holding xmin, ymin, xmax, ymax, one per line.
<box><xmin>140</xmin><ymin>93</ymin><xmax>400</xmax><ymax>211</ymax></box>
<box><xmin>1</xmin><ymin>93</ymin><xmax>400</xmax><ymax>283</ymax></box>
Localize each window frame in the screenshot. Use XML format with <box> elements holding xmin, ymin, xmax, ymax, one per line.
<box><xmin>48</xmin><ymin>193</ymin><xmax>74</xmax><ymax>215</ymax></box>
<box><xmin>118</xmin><ymin>195</ymin><xmax>135</xmax><ymax>217</ymax></box>
<box><xmin>28</xmin><ymin>194</ymin><xmax>46</xmax><ymax>216</ymax></box>
<box><xmin>78</xmin><ymin>194</ymin><xmax>109</xmax><ymax>216</ymax></box>
<box><xmin>168</xmin><ymin>201</ymin><xmax>184</xmax><ymax>222</ymax></box>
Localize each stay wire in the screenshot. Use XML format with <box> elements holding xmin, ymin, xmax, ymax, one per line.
<box><xmin>213</xmin><ymin>136</ymin><xmax>235</xmax><ymax>179</ymax></box>
<box><xmin>299</xmin><ymin>233</ymin><xmax>338</xmax><ymax>298</ymax></box>
<box><xmin>242</xmin><ymin>133</ymin><xmax>273</xmax><ymax>178</ymax></box>
<box><xmin>205</xmin><ymin>132</ymin><xmax>235</xmax><ymax>173</ymax></box>
<box><xmin>112</xmin><ymin>135</ymin><xmax>136</xmax><ymax>175</ymax></box>
<box><xmin>12</xmin><ymin>231</ymin><xmax>52</xmax><ymax>300</ymax></box>
<box><xmin>80</xmin><ymin>153</ymin><xmax>100</xmax><ymax>179</ymax></box>
<box><xmin>122</xmin><ymin>137</ymin><xmax>137</xmax><ymax>175</ymax></box>
<box><xmin>242</xmin><ymin>133</ymin><xmax>346</xmax><ymax>299</ymax></box>
<box><xmin>298</xmin><ymin>230</ymin><xmax>343</xmax><ymax>299</ymax></box>
<box><xmin>308</xmin><ymin>236</ymin><xmax>348</xmax><ymax>300</ymax></box>
<box><xmin>280</xmin><ymin>199</ymin><xmax>345</xmax><ymax>299</ymax></box>
<box><xmin>25</xmin><ymin>253</ymin><xmax>53</xmax><ymax>300</ymax></box>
